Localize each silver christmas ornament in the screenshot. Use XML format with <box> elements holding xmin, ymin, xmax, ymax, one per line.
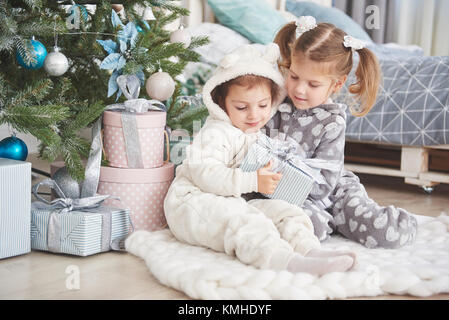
<box><xmin>146</xmin><ymin>69</ymin><xmax>175</xmax><ymax>101</ymax></box>
<box><xmin>52</xmin><ymin>166</ymin><xmax>81</xmax><ymax>199</ymax></box>
<box><xmin>170</xmin><ymin>27</ymin><xmax>191</xmax><ymax>48</ymax></box>
<box><xmin>44</xmin><ymin>47</ymin><xmax>69</xmax><ymax>76</ymax></box>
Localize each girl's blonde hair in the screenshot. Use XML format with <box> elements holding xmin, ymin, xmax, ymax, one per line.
<box><xmin>274</xmin><ymin>21</ymin><xmax>381</xmax><ymax>117</ymax></box>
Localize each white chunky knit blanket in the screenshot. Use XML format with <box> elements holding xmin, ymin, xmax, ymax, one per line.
<box><xmin>125</xmin><ymin>214</ymin><xmax>449</xmax><ymax>299</ymax></box>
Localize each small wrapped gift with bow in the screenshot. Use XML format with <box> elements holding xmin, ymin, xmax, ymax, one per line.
<box><xmin>31</xmin><ymin>179</ymin><xmax>132</xmax><ymax>256</ymax></box>
<box><xmin>240</xmin><ymin>134</ymin><xmax>319</xmax><ymax>207</ymax></box>
<box><xmin>100</xmin><ymin>74</ymin><xmax>169</xmax><ymax>170</ymax></box>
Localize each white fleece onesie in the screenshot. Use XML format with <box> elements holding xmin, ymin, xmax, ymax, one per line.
<box><xmin>163</xmin><ymin>44</ymin><xmax>321</xmax><ymax>270</ymax></box>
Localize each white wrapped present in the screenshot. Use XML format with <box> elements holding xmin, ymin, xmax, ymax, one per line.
<box><xmin>0</xmin><ymin>158</ymin><xmax>31</xmax><ymax>259</ymax></box>
<box><xmin>240</xmin><ymin>134</ymin><xmax>318</xmax><ymax>206</ymax></box>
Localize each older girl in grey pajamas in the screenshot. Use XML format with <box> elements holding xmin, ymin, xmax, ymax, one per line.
<box><xmin>265</xmin><ymin>17</ymin><xmax>417</xmax><ymax>249</ymax></box>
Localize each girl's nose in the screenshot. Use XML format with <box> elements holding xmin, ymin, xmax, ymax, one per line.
<box><xmin>295</xmin><ymin>82</ymin><xmax>307</xmax><ymax>95</ymax></box>
<box><xmin>247</xmin><ymin>107</ymin><xmax>258</xmax><ymax>119</ymax></box>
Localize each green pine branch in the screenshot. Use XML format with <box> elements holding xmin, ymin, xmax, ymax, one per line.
<box><xmin>11</xmin><ymin>79</ymin><xmax>53</xmax><ymax>105</ymax></box>
<box><xmin>189</xmin><ymin>36</ymin><xmax>209</xmax><ymax>49</ymax></box>
<box><xmin>1</xmin><ymin>0</ymin><xmax>209</xmax><ymax>180</ymax></box>
<box><xmin>169</xmin><ymin>107</ymin><xmax>209</xmax><ymax>136</ymax></box>
<box><xmin>0</xmin><ymin>105</ymin><xmax>70</xmax><ymax>131</ymax></box>
<box><xmin>23</xmin><ymin>0</ymin><xmax>43</xmax><ymax>10</ymax></box>
<box><xmin>64</xmin><ymin>100</ymin><xmax>105</xmax><ymax>134</ymax></box>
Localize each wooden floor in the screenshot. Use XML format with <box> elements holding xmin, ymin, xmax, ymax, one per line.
<box><xmin>1</xmin><ymin>155</ymin><xmax>448</xmax><ymax>300</ymax></box>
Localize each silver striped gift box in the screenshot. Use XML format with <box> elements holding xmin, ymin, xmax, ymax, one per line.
<box><xmin>31</xmin><ymin>205</ymin><xmax>131</xmax><ymax>256</ymax></box>
<box><xmin>240</xmin><ymin>143</ymin><xmax>314</xmax><ymax>207</ymax></box>
<box><xmin>0</xmin><ymin>158</ymin><xmax>31</xmax><ymax>259</ymax></box>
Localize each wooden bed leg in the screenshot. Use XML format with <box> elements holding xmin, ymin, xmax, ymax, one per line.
<box><xmin>404</xmin><ymin>177</ymin><xmax>439</xmax><ymax>188</ymax></box>
<box><xmin>401</xmin><ymin>147</ymin><xmax>439</xmax><ymax>188</ymax></box>
<box><xmin>401</xmin><ymin>147</ymin><xmax>429</xmax><ymax>175</ymax></box>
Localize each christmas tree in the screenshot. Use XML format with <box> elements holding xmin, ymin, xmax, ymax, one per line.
<box><xmin>0</xmin><ymin>0</ymin><xmax>208</xmax><ymax>181</ymax></box>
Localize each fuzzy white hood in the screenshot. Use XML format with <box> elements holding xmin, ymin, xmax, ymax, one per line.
<box><xmin>202</xmin><ymin>43</ymin><xmax>287</xmax><ymax>124</ymax></box>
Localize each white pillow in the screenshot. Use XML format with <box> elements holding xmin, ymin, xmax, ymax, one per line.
<box><xmin>181</xmin><ymin>23</ymin><xmax>266</xmax><ymax>85</ymax></box>
<box><xmin>187</xmin><ymin>22</ymin><xmax>253</xmax><ymax>65</ymax></box>
<box><xmin>279</xmin><ymin>10</ymin><xmax>298</xmax><ymax>23</ymax></box>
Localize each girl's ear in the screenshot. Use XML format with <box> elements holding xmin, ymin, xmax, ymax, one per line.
<box><xmin>333</xmin><ymin>75</ymin><xmax>347</xmax><ymax>93</ymax></box>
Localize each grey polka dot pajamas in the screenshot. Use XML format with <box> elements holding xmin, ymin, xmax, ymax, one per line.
<box><xmin>264</xmin><ymin>100</ymin><xmax>417</xmax><ymax>249</ymax></box>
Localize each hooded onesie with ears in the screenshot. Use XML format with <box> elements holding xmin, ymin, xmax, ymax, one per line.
<box><xmin>163</xmin><ymin>44</ymin><xmax>321</xmax><ymax>270</ymax></box>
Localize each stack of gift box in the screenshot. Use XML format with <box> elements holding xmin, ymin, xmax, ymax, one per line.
<box><xmin>97</xmin><ymin>107</ymin><xmax>174</xmax><ymax>231</ymax></box>
<box><xmin>98</xmin><ymin>76</ymin><xmax>175</xmax><ymax>233</ymax></box>
<box><xmin>50</xmin><ymin>101</ymin><xmax>174</xmax><ymax>233</ymax></box>
<box><xmin>0</xmin><ymin>75</ymin><xmax>175</xmax><ymax>259</ymax></box>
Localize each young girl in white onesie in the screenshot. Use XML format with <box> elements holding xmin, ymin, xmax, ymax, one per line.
<box><xmin>164</xmin><ymin>43</ymin><xmax>356</xmax><ymax>275</ymax></box>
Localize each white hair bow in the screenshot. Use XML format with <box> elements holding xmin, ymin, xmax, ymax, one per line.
<box><xmin>343</xmin><ymin>35</ymin><xmax>366</xmax><ymax>52</ymax></box>
<box><xmin>295</xmin><ymin>16</ymin><xmax>317</xmax><ymax>39</ymax></box>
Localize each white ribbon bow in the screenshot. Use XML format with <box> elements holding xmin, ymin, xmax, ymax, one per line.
<box><xmin>295</xmin><ymin>16</ymin><xmax>317</xmax><ymax>39</ymax></box>
<box><xmin>258</xmin><ymin>134</ymin><xmax>342</xmax><ymax>185</ymax></box>
<box><xmin>343</xmin><ymin>35</ymin><xmax>366</xmax><ymax>52</ymax></box>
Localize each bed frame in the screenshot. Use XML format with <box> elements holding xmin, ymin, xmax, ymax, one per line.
<box><xmin>182</xmin><ymin>0</ymin><xmax>449</xmax><ymax>192</ymax></box>
<box><xmin>344</xmin><ymin>141</ymin><xmax>449</xmax><ymax>192</ymax></box>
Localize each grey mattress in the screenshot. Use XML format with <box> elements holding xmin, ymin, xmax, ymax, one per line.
<box><xmin>334</xmin><ymin>49</ymin><xmax>449</xmax><ymax>147</ymax></box>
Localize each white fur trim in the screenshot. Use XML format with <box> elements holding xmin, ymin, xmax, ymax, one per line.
<box><xmin>202</xmin><ymin>44</ymin><xmax>286</xmax><ymax>123</ymax></box>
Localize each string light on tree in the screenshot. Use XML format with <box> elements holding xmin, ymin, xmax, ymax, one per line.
<box><xmin>146</xmin><ymin>69</ymin><xmax>175</xmax><ymax>101</ymax></box>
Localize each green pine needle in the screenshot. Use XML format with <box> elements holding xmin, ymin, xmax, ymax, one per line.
<box><xmin>1</xmin><ymin>0</ymin><xmax>209</xmax><ymax>180</ymax></box>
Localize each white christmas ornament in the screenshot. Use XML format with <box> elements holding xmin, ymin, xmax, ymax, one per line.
<box><xmin>44</xmin><ymin>47</ymin><xmax>69</xmax><ymax>76</ymax></box>
<box><xmin>170</xmin><ymin>27</ymin><xmax>191</xmax><ymax>48</ymax></box>
<box><xmin>146</xmin><ymin>70</ymin><xmax>175</xmax><ymax>101</ymax></box>
<box><xmin>143</xmin><ymin>7</ymin><xmax>156</xmax><ymax>20</ymax></box>
<box><xmin>134</xmin><ymin>4</ymin><xmax>156</xmax><ymax>20</ymax></box>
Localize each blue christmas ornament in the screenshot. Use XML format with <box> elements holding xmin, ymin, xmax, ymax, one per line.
<box><xmin>136</xmin><ymin>21</ymin><xmax>151</xmax><ymax>33</ymax></box>
<box><xmin>16</xmin><ymin>37</ymin><xmax>47</xmax><ymax>70</ymax></box>
<box><xmin>0</xmin><ymin>135</ymin><xmax>28</xmax><ymax>161</ymax></box>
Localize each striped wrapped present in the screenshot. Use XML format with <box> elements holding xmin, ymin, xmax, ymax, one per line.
<box><xmin>31</xmin><ymin>205</ymin><xmax>132</xmax><ymax>256</ymax></box>
<box><xmin>240</xmin><ymin>135</ymin><xmax>316</xmax><ymax>207</ymax></box>
<box><xmin>0</xmin><ymin>158</ymin><xmax>31</xmax><ymax>259</ymax></box>
<box><xmin>30</xmin><ymin>179</ymin><xmax>132</xmax><ymax>256</ymax></box>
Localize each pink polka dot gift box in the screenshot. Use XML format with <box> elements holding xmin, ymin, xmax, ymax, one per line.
<box><xmin>97</xmin><ymin>163</ymin><xmax>174</xmax><ymax>231</ymax></box>
<box><xmin>103</xmin><ymin>110</ymin><xmax>168</xmax><ymax>169</ymax></box>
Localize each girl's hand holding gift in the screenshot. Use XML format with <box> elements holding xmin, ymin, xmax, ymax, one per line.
<box><xmin>257</xmin><ymin>160</ymin><xmax>282</xmax><ymax>194</ymax></box>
